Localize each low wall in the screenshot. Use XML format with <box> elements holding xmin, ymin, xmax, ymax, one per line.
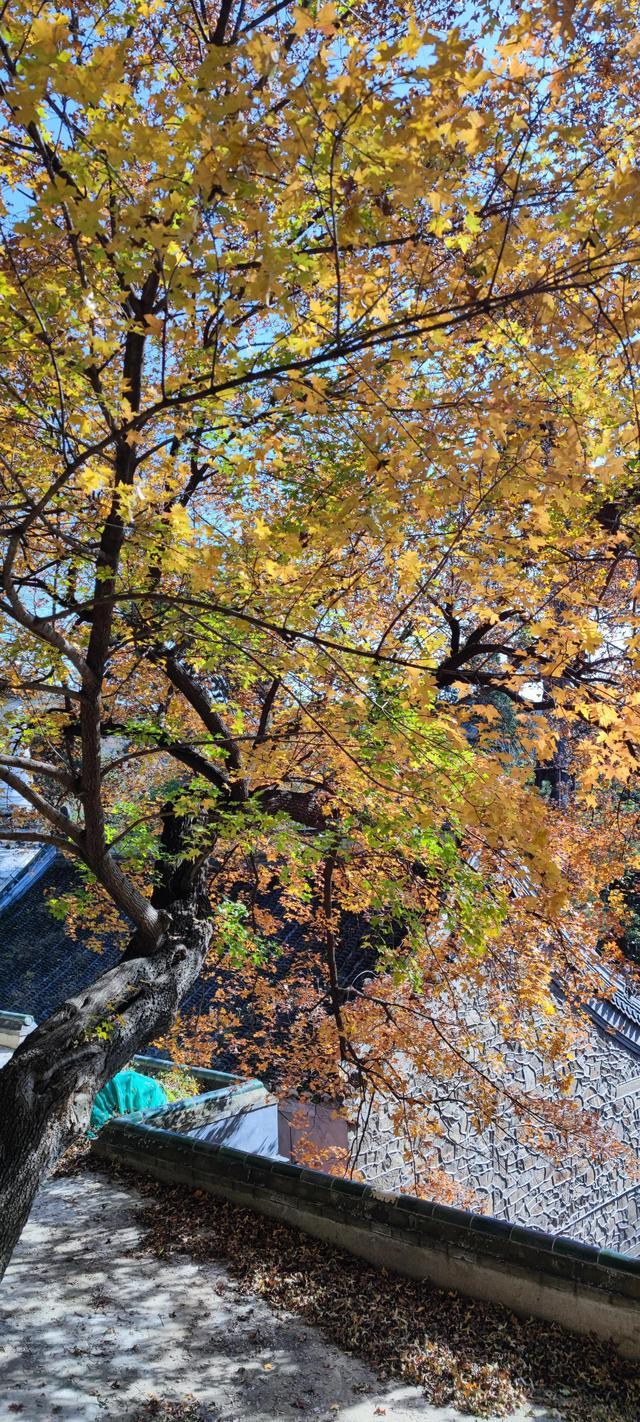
<box><xmin>94</xmin><ymin>1118</ymin><xmax>640</xmax><ymax>1358</ymax></box>
<box><xmin>0</xmin><ymin>1009</ymin><xmax>36</xmax><ymax>1050</ymax></box>
<box><xmin>131</xmin><ymin>1055</ymin><xmax>268</xmax><ymax>1131</ymax></box>
<box><xmin>131</xmin><ymin>1055</ymin><xmax>246</xmax><ymax>1090</ymax></box>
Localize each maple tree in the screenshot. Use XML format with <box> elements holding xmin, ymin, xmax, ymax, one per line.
<box><xmin>1</xmin><ymin>0</ymin><xmax>640</xmax><ymax>1271</ymax></box>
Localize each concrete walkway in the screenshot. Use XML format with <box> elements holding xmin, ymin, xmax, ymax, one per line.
<box><xmin>0</xmin><ymin>1172</ymin><xmax>558</xmax><ymax>1422</ymax></box>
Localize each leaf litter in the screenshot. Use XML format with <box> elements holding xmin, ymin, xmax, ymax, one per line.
<box><xmin>68</xmin><ymin>1154</ymin><xmax>640</xmax><ymax>1422</ymax></box>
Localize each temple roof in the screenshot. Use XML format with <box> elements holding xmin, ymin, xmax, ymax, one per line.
<box><xmin>0</xmin><ymin>851</ymin><xmax>377</xmax><ymax>1073</ymax></box>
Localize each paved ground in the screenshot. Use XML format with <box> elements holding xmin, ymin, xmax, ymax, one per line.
<box><xmin>0</xmin><ymin>1172</ymin><xmax>561</xmax><ymax>1422</ymax></box>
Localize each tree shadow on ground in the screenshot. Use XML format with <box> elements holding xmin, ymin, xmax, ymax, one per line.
<box><xmin>93</xmin><ymin>1157</ymin><xmax>639</xmax><ymax>1422</ymax></box>
<box><xmin>0</xmin><ymin>1169</ymin><xmax>434</xmax><ymax>1422</ymax></box>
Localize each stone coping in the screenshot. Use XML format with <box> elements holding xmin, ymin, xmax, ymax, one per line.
<box><xmin>124</xmin><ymin>1055</ymin><xmax>269</xmax><ymax>1131</ymax></box>
<box><xmin>94</xmin><ymin>1117</ymin><xmax>640</xmax><ymax>1304</ymax></box>
<box><xmin>0</xmin><ymin>1010</ymin><xmax>36</xmax><ymax>1030</ymax></box>
<box><xmin>131</xmin><ymin>1053</ymin><xmax>249</xmax><ymax>1089</ymax></box>
<box><xmin>0</xmin><ymin>1009</ymin><xmax>37</xmax><ymax>1048</ymax></box>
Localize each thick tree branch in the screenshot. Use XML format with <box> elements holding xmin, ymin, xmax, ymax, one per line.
<box><xmin>0</xmin><ymin>767</ymin><xmax>82</xmax><ymax>845</ymax></box>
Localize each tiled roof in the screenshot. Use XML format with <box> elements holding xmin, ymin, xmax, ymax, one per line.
<box><xmin>0</xmin><ymin>853</ymin><xmax>378</xmax><ymax>1073</ymax></box>
<box><xmin>189</xmin><ymin>895</ymin><xmax>380</xmax><ymax>1075</ymax></box>
<box><xmin>0</xmin><ymin>854</ymin><xmax>122</xmax><ymax>1020</ymax></box>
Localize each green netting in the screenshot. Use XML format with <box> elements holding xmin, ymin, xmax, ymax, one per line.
<box><xmin>89</xmin><ymin>1069</ymin><xmax>167</xmax><ymax>1135</ymax></box>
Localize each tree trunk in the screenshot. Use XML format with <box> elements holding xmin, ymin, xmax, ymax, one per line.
<box><xmin>0</xmin><ymin>894</ymin><xmax>212</xmax><ymax>1281</ymax></box>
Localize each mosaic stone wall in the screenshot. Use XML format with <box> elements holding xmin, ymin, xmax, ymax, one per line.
<box><xmin>349</xmin><ymin>1016</ymin><xmax>640</xmax><ymax>1255</ymax></box>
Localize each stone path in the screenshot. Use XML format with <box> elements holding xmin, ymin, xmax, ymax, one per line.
<box><xmin>0</xmin><ymin>1172</ymin><xmax>559</xmax><ymax>1422</ymax></box>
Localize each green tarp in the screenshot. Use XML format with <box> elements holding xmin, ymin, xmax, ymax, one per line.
<box><xmin>90</xmin><ymin>1069</ymin><xmax>167</xmax><ymax>1134</ymax></box>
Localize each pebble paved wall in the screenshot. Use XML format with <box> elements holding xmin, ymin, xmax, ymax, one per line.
<box><xmin>349</xmin><ymin>1015</ymin><xmax>640</xmax><ymax>1255</ymax></box>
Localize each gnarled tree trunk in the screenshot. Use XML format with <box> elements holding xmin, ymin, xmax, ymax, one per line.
<box><xmin>0</xmin><ymin>894</ymin><xmax>212</xmax><ymax>1281</ymax></box>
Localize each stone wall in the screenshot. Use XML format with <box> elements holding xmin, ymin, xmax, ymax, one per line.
<box><xmin>349</xmin><ymin>1015</ymin><xmax>640</xmax><ymax>1255</ymax></box>
<box><xmin>93</xmin><ymin>1117</ymin><xmax>640</xmax><ymax>1358</ymax></box>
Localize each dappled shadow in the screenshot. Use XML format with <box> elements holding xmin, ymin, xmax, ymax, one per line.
<box><xmin>90</xmin><ymin>1158</ymin><xmax>640</xmax><ymax>1422</ymax></box>
<box><xmin>0</xmin><ymin>1172</ymin><xmax>445</xmax><ymax>1422</ymax></box>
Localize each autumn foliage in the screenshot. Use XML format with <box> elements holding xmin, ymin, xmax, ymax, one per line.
<box><xmin>2</xmin><ymin>0</ymin><xmax>640</xmax><ymax>1196</ymax></box>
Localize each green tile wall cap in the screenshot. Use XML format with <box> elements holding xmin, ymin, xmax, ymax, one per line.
<box><xmin>468</xmin><ymin>1213</ymin><xmax>514</xmax><ymax>1240</ymax></box>
<box><xmin>551</xmin><ymin>1234</ymin><xmax>597</xmax><ymax>1262</ymax></box>
<box><xmin>597</xmin><ymin>1247</ymin><xmax>640</xmax><ymax>1275</ymax></box>
<box><xmin>329</xmin><ymin>1176</ymin><xmax>369</xmax><ymax>1201</ymax></box>
<box><xmin>104</xmin><ymin>1120</ymin><xmax>194</xmax><ymax>1150</ymax></box>
<box><xmin>132</xmin><ymin>1054</ymin><xmax>252</xmax><ymax>1086</ymax></box>
<box><xmin>429</xmin><ymin>1202</ymin><xmax>476</xmax><ymax>1229</ymax></box>
<box><xmin>93</xmin><ymin>1120</ymin><xmax>640</xmax><ymax>1281</ymax></box>
<box><xmin>393</xmin><ymin>1193</ymin><xmax>437</xmax><ymax>1220</ymax></box>
<box><xmin>265</xmin><ymin>1158</ymin><xmax>308</xmax><ymax>1182</ymax></box>
<box><xmin>144</xmin><ymin>1083</ymin><xmax>265</xmax><ymax>1119</ymax></box>
<box><xmin>508</xmin><ymin>1223</ymin><xmax>557</xmax><ymax>1253</ymax></box>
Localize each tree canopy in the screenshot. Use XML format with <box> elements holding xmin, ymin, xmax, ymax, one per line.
<box><xmin>2</xmin><ymin>0</ymin><xmax>640</xmax><ymax>1216</ymax></box>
